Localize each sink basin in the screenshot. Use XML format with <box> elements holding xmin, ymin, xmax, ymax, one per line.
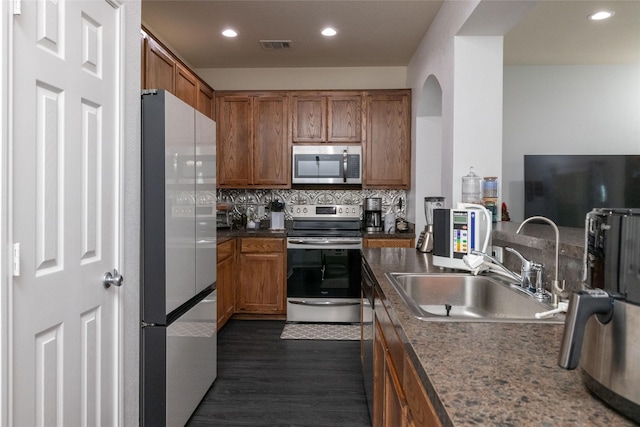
<box><xmin>385</xmin><ymin>273</ymin><xmax>564</xmax><ymax>323</ymax></box>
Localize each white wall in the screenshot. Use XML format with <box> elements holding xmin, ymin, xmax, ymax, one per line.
<box><xmin>503</xmin><ymin>64</ymin><xmax>640</xmax><ymax>221</ymax></box>
<box><xmin>196</xmin><ymin>67</ymin><xmax>407</xmax><ymax>90</ymax></box>
<box><xmin>452</xmin><ymin>36</ymin><xmax>504</xmax><ymax>203</ymax></box>
<box><xmin>407</xmin><ymin>0</ymin><xmax>479</xmax><ymax>212</ymax></box>
<box><xmin>413</xmin><ymin>116</ymin><xmax>442</xmax><ymax>232</ymax></box>
<box><xmin>407</xmin><ymin>0</ymin><xmax>531</xmax><ymax>229</ymax></box>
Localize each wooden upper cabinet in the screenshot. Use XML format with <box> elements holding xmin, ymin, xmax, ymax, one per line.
<box><xmin>197</xmin><ymin>82</ymin><xmax>215</xmax><ymax>119</ymax></box>
<box><xmin>217</xmin><ymin>95</ymin><xmax>253</xmax><ymax>187</ymax></box>
<box><xmin>216</xmin><ymin>92</ymin><xmax>290</xmax><ymax>188</ymax></box>
<box><xmin>292</xmin><ymin>96</ymin><xmax>326</xmax><ymax>142</ymax></box>
<box><xmin>141</xmin><ymin>27</ymin><xmax>215</xmax><ymax>119</ymax></box>
<box><xmin>175</xmin><ymin>63</ymin><xmax>198</xmax><ymax>107</ymax></box>
<box><xmin>327</xmin><ymin>95</ymin><xmax>362</xmax><ymax>142</ymax></box>
<box><xmin>253</xmin><ymin>96</ymin><xmax>289</xmax><ymax>186</ymax></box>
<box><xmin>364</xmin><ymin>90</ymin><xmax>411</xmax><ymax>189</ymax></box>
<box><xmin>292</xmin><ymin>92</ymin><xmax>362</xmax><ymax>143</ymax></box>
<box><xmin>145</xmin><ymin>37</ymin><xmax>175</xmax><ymax>93</ymax></box>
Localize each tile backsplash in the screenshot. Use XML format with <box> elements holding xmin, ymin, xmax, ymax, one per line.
<box><xmin>217</xmin><ymin>189</ymin><xmax>407</xmax><ymax>221</ymax></box>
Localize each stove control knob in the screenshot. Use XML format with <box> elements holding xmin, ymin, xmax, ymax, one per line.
<box><xmin>339</xmin><ymin>208</ymin><xmax>343</xmax><ymax>213</ymax></box>
<box><xmin>303</xmin><ymin>207</ymin><xmax>308</xmax><ymax>214</ymax></box>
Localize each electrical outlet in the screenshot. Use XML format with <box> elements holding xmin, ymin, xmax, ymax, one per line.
<box><xmin>492</xmin><ymin>246</ymin><xmax>504</xmax><ymax>263</ymax></box>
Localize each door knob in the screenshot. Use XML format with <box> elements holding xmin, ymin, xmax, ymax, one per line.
<box><xmin>103</xmin><ymin>269</ymin><xmax>123</xmax><ymax>288</ymax></box>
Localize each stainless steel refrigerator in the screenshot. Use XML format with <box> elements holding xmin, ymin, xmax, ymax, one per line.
<box><xmin>141</xmin><ymin>90</ymin><xmax>217</xmax><ymax>427</ymax></box>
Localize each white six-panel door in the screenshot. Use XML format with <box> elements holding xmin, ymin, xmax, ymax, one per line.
<box><xmin>10</xmin><ymin>0</ymin><xmax>122</xmax><ymax>425</ymax></box>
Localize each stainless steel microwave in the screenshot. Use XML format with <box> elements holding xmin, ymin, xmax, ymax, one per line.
<box><xmin>292</xmin><ymin>145</ymin><xmax>362</xmax><ymax>185</ymax></box>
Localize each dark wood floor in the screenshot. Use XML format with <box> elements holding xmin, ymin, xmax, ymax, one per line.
<box><xmin>186</xmin><ymin>319</ymin><xmax>372</xmax><ymax>427</ymax></box>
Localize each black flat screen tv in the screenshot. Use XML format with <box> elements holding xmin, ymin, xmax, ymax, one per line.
<box><xmin>524</xmin><ymin>155</ymin><xmax>640</xmax><ymax>228</ymax></box>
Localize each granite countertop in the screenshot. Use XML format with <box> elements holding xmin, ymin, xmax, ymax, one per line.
<box><xmin>216</xmin><ymin>226</ymin><xmax>415</xmax><ymax>244</ymax></box>
<box><xmin>216</xmin><ymin>227</ymin><xmax>287</xmax><ymax>244</ymax></box>
<box><xmin>362</xmin><ymin>248</ymin><xmax>635</xmax><ymax>427</ymax></box>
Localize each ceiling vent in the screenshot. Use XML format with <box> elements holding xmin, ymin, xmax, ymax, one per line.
<box><xmin>260</xmin><ymin>40</ymin><xmax>292</xmax><ymax>50</ymax></box>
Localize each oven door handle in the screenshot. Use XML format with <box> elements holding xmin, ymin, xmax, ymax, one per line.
<box><xmin>288</xmin><ymin>300</ymin><xmax>361</xmax><ymax>307</ymax></box>
<box><xmin>288</xmin><ymin>239</ymin><xmax>362</xmax><ymax>246</ymax></box>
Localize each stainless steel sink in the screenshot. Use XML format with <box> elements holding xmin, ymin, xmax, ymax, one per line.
<box><xmin>385</xmin><ymin>273</ymin><xmax>565</xmax><ymax>323</ymax></box>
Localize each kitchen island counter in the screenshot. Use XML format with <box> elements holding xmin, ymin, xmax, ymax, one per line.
<box><xmin>362</xmin><ymin>247</ymin><xmax>635</xmax><ymax>426</ymax></box>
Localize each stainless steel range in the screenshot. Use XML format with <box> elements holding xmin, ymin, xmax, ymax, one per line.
<box><xmin>286</xmin><ymin>205</ymin><xmax>362</xmax><ymax>323</ymax></box>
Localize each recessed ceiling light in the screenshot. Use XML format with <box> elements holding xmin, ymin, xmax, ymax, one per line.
<box><xmin>588</xmin><ymin>11</ymin><xmax>614</xmax><ymax>21</ymax></box>
<box><xmin>222</xmin><ymin>29</ymin><xmax>238</xmax><ymax>38</ymax></box>
<box><xmin>321</xmin><ymin>27</ymin><xmax>337</xmax><ymax>37</ymax></box>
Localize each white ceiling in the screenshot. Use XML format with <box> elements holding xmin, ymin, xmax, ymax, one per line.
<box><xmin>141</xmin><ymin>0</ymin><xmax>640</xmax><ymax>69</ymax></box>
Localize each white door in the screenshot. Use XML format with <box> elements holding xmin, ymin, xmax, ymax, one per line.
<box><xmin>10</xmin><ymin>0</ymin><xmax>122</xmax><ymax>425</ymax></box>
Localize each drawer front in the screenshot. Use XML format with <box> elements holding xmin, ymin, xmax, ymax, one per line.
<box><xmin>217</xmin><ymin>239</ymin><xmax>235</xmax><ymax>262</ymax></box>
<box><xmin>240</xmin><ymin>237</ymin><xmax>284</xmax><ymax>253</ymax></box>
<box><xmin>366</xmin><ymin>238</ymin><xmax>414</xmax><ymax>248</ymax></box>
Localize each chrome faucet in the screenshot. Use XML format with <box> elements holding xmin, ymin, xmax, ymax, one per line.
<box><xmin>516</xmin><ymin>216</ymin><xmax>566</xmax><ymax>307</ymax></box>
<box><xmin>505</xmin><ymin>247</ymin><xmax>546</xmax><ymax>300</ymax></box>
<box><xmin>468</xmin><ymin>249</ymin><xmax>548</xmax><ymax>300</ymax></box>
<box><xmin>469</xmin><ymin>250</ymin><xmax>521</xmax><ymax>283</ymax></box>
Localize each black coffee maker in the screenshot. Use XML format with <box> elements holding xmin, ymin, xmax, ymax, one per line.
<box><xmin>364</xmin><ymin>198</ymin><xmax>382</xmax><ymax>232</ymax></box>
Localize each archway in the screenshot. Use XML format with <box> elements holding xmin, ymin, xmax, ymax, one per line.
<box><xmin>411</xmin><ymin>74</ymin><xmax>443</xmax><ymax>235</ymax></box>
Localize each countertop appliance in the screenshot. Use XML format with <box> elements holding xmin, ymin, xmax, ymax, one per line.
<box><xmin>141</xmin><ymin>90</ymin><xmax>217</xmax><ymax>427</ymax></box>
<box><xmin>558</xmin><ymin>208</ymin><xmax>640</xmax><ymax>423</ymax></box>
<box><xmin>292</xmin><ymin>145</ymin><xmax>362</xmax><ymax>185</ymax></box>
<box><xmin>364</xmin><ymin>197</ymin><xmax>382</xmax><ymax>232</ymax></box>
<box><xmin>432</xmin><ymin>203</ymin><xmax>492</xmax><ymax>271</ymax></box>
<box><xmin>216</xmin><ymin>203</ymin><xmax>232</xmax><ymax>229</ymax></box>
<box><xmin>286</xmin><ymin>204</ymin><xmax>362</xmax><ymax>322</ymax></box>
<box><xmin>417</xmin><ymin>196</ymin><xmax>445</xmax><ymax>253</ymax></box>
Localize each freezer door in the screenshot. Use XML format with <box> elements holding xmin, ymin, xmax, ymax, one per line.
<box><xmin>140</xmin><ymin>325</ymin><xmax>167</xmax><ymax>427</ymax></box>
<box><xmin>166</xmin><ymin>291</ymin><xmax>217</xmax><ymax>427</ymax></box>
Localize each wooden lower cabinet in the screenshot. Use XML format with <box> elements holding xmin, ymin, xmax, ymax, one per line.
<box><xmin>403</xmin><ymin>353</ymin><xmax>440</xmax><ymax>426</ymax></box>
<box><xmin>216</xmin><ymin>239</ymin><xmax>236</xmax><ymax>331</ymax></box>
<box><xmin>374</xmin><ymin>290</ymin><xmax>441</xmax><ymax>427</ymax></box>
<box><xmin>235</xmin><ymin>237</ymin><xmax>286</xmax><ymax>314</ymax></box>
<box><xmin>375</xmin><ymin>321</ymin><xmax>409</xmax><ymax>427</ymax></box>
<box><xmin>364</xmin><ymin>238</ymin><xmax>415</xmax><ymax>248</ymax></box>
